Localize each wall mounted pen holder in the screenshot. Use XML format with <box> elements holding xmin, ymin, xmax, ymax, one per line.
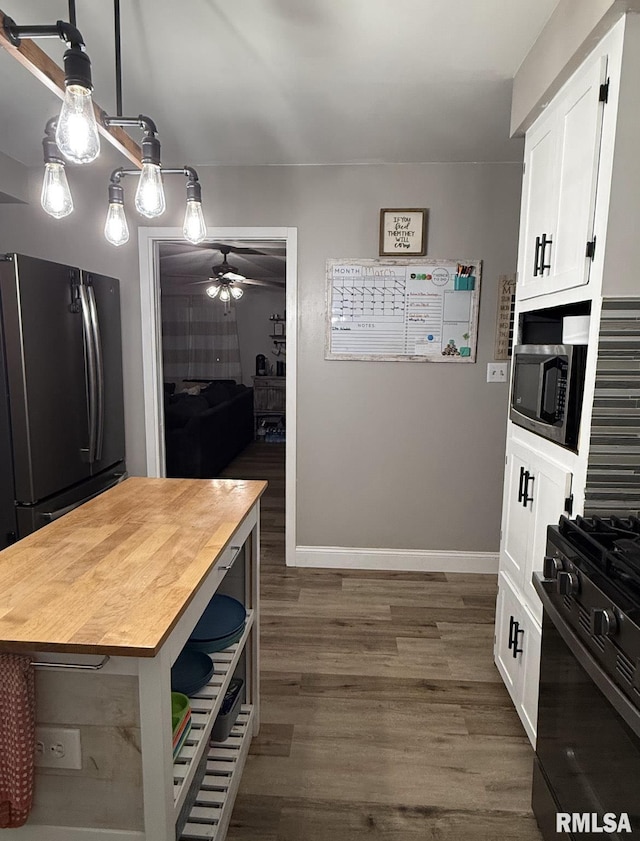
<box><xmin>454</xmin><ymin>274</ymin><xmax>475</xmax><ymax>291</ymax></box>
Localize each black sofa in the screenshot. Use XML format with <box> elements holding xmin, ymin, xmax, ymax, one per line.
<box><xmin>164</xmin><ymin>381</ymin><xmax>254</xmax><ymax>478</ymax></box>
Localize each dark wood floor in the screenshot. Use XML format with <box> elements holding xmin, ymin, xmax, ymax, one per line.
<box><xmin>220</xmin><ymin>443</ymin><xmax>542</xmax><ymax>841</ymax></box>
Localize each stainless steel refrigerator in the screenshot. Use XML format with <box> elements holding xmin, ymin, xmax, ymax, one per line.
<box><xmin>0</xmin><ymin>253</ymin><xmax>126</xmax><ymax>549</ymax></box>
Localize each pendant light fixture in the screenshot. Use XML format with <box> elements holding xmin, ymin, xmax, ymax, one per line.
<box><xmin>3</xmin><ymin>16</ymin><xmax>100</xmax><ymax>164</ymax></box>
<box><xmin>41</xmin><ymin>118</ymin><xmax>74</xmax><ymax>219</ymax></box>
<box><xmin>104</xmin><ymin>180</ymin><xmax>129</xmax><ymax>246</ymax></box>
<box><xmin>104</xmin><ymin>166</ymin><xmax>206</xmax><ymax>247</ymax></box>
<box><xmin>135</xmin><ymin>129</ymin><xmax>165</xmax><ymax>218</ymax></box>
<box><xmin>183</xmin><ymin>177</ymin><xmax>207</xmax><ymax>244</ymax></box>
<box><xmin>8</xmin><ymin>2</ymin><xmax>208</xmax><ymax>245</ymax></box>
<box><xmin>102</xmin><ymin>116</ymin><xmax>166</xmax><ymax>218</ymax></box>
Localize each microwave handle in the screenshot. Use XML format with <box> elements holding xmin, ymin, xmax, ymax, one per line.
<box><xmin>538</xmin><ymin>357</ymin><xmax>560</xmax><ymax>424</ymax></box>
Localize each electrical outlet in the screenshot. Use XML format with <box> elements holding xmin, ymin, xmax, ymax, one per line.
<box><xmin>35</xmin><ymin>727</ymin><xmax>82</xmax><ymax>769</ymax></box>
<box><xmin>487</xmin><ymin>362</ymin><xmax>508</xmax><ymax>383</ymax></box>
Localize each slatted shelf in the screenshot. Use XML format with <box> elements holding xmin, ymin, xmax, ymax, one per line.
<box><xmin>173</xmin><ymin>611</ymin><xmax>254</xmax><ymax>815</ymax></box>
<box><xmin>179</xmin><ymin>706</ymin><xmax>255</xmax><ymax>841</ymax></box>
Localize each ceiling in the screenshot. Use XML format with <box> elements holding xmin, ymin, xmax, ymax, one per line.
<box><xmin>159</xmin><ymin>240</ymin><xmax>286</xmax><ymax>295</ymax></box>
<box><xmin>0</xmin><ymin>1</ymin><xmax>559</xmax><ymax>168</ymax></box>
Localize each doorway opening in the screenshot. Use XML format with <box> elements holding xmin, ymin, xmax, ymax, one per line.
<box><xmin>139</xmin><ymin>226</ymin><xmax>297</xmax><ymax>565</ymax></box>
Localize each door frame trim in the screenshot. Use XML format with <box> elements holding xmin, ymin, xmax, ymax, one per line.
<box><xmin>138</xmin><ymin>226</ymin><xmax>297</xmax><ymax>566</ymax></box>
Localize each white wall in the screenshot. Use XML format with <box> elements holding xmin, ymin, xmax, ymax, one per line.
<box><xmin>0</xmin><ymin>155</ymin><xmax>522</xmax><ymax>555</ymax></box>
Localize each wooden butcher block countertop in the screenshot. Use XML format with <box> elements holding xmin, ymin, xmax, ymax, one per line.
<box><xmin>0</xmin><ymin>477</ymin><xmax>266</xmax><ymax>657</ymax></box>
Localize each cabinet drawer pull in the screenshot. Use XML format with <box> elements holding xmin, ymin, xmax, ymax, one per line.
<box><xmin>508</xmin><ymin>615</ymin><xmax>516</xmax><ymax>650</ymax></box>
<box><xmin>219</xmin><ymin>545</ymin><xmax>243</xmax><ymax>571</ymax></box>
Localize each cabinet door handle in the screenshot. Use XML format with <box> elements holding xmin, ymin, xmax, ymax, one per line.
<box><xmin>508</xmin><ymin>615</ymin><xmax>515</xmax><ymax>650</ymax></box>
<box><xmin>533</xmin><ymin>236</ymin><xmax>542</xmax><ymax>277</ymax></box>
<box><xmin>517</xmin><ymin>466</ymin><xmax>526</xmax><ymax>503</ymax></box>
<box><xmin>522</xmin><ymin>471</ymin><xmax>534</xmax><ymax>507</ymax></box>
<box><xmin>540</xmin><ymin>233</ymin><xmax>553</xmax><ymax>273</ymax></box>
<box><xmin>512</xmin><ymin>621</ymin><xmax>524</xmax><ymax>658</ymax></box>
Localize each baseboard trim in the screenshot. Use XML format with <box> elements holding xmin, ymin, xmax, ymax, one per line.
<box><xmin>292</xmin><ymin>546</ymin><xmax>499</xmax><ymax>573</ymax></box>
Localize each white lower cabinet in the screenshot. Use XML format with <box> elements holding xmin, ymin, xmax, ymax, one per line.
<box><xmin>500</xmin><ymin>436</ymin><xmax>572</xmax><ymax>623</ymax></box>
<box><xmin>496</xmin><ymin>433</ymin><xmax>572</xmax><ymax>745</ymax></box>
<box><xmin>495</xmin><ymin>571</ymin><xmax>542</xmax><ymax>746</ymax></box>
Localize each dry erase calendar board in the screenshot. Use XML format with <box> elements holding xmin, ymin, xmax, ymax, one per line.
<box><xmin>326</xmin><ymin>257</ymin><xmax>482</xmax><ymax>362</ymax></box>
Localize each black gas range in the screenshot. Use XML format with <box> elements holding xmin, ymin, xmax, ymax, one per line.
<box><xmin>532</xmin><ymin>515</ymin><xmax>640</xmax><ymax>840</ymax></box>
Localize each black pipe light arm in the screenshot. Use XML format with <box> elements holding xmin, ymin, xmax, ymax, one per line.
<box><xmin>103</xmin><ymin>115</ymin><xmax>158</xmax><ymax>135</ymax></box>
<box><xmin>2</xmin><ymin>18</ymin><xmax>86</xmax><ymax>49</ymax></box>
<box><xmin>42</xmin><ymin>117</ymin><xmax>62</xmax><ymax>164</ymax></box>
<box><xmin>102</xmin><ymin>116</ymin><xmax>161</xmax><ymax>166</ymax></box>
<box><xmin>108</xmin><ymin>165</ymin><xmax>201</xmax><ymax>183</ymax></box>
<box><xmin>3</xmin><ymin>16</ymin><xmax>94</xmax><ymax>93</ymax></box>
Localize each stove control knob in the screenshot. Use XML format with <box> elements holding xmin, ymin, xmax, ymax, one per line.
<box><xmin>543</xmin><ymin>555</ymin><xmax>563</xmax><ymax>580</ymax></box>
<box><xmin>590</xmin><ymin>608</ymin><xmax>618</xmax><ymax>638</ymax></box>
<box><xmin>557</xmin><ymin>571</ymin><xmax>579</xmax><ymax>596</ymax></box>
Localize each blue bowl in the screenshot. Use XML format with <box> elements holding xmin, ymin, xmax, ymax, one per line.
<box><xmin>171</xmin><ymin>649</ymin><xmax>215</xmax><ymax>696</ymax></box>
<box><xmin>186</xmin><ymin>594</ymin><xmax>246</xmax><ymax>653</ymax></box>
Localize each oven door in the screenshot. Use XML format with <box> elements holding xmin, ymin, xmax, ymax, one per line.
<box><xmin>533</xmin><ymin>580</ymin><xmax>640</xmax><ymax>839</ymax></box>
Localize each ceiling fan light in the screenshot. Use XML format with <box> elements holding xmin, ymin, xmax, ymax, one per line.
<box><xmin>219</xmin><ymin>286</ymin><xmax>231</xmax><ymax>303</ymax></box>
<box><xmin>205</xmin><ymin>284</ymin><xmax>220</xmax><ymax>298</ymax></box>
<box><xmin>230</xmin><ymin>285</ymin><xmax>244</xmax><ymax>300</ymax></box>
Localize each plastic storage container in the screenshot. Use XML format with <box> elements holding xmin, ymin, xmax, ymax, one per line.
<box><xmin>211</xmin><ymin>678</ymin><xmax>244</xmax><ymax>742</ymax></box>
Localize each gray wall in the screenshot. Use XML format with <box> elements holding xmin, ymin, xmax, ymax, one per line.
<box><xmin>235</xmin><ymin>286</ymin><xmax>286</xmax><ymax>384</ymax></box>
<box><xmin>0</xmin><ymin>156</ymin><xmax>522</xmax><ymax>554</ymax></box>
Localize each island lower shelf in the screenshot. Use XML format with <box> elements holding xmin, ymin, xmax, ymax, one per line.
<box><xmin>179</xmin><ymin>706</ymin><xmax>255</xmax><ymax>841</ymax></box>
<box><xmin>174</xmin><ymin>611</ymin><xmax>255</xmax><ymax>815</ymax></box>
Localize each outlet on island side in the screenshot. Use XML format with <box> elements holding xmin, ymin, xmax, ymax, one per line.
<box><xmin>35</xmin><ymin>726</ymin><xmax>82</xmax><ymax>769</ymax></box>
<box><xmin>487</xmin><ymin>362</ymin><xmax>508</xmax><ymax>383</ymax></box>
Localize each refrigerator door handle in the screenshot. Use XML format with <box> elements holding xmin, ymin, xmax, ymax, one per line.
<box><xmin>78</xmin><ymin>283</ymin><xmax>97</xmax><ymax>463</ymax></box>
<box><xmin>37</xmin><ymin>473</ymin><xmax>126</xmax><ymax>524</ymax></box>
<box><xmin>86</xmin><ymin>280</ymin><xmax>105</xmax><ymax>462</ymax></box>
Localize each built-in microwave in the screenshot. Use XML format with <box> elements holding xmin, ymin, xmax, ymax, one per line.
<box><xmin>510</xmin><ymin>344</ymin><xmax>587</xmax><ymax>451</ymax></box>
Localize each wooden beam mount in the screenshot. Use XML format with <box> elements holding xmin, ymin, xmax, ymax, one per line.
<box><xmin>0</xmin><ymin>10</ymin><xmax>142</xmax><ymax>167</ymax></box>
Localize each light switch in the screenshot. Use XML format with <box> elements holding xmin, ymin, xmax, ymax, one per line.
<box><xmin>487</xmin><ymin>362</ymin><xmax>508</xmax><ymax>383</ymax></box>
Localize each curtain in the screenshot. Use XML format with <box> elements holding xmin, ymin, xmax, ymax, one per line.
<box><xmin>161</xmin><ymin>294</ymin><xmax>242</xmax><ymax>382</ymax></box>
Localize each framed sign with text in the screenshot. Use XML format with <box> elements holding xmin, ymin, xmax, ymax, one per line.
<box><xmin>379</xmin><ymin>208</ymin><xmax>428</xmax><ymax>256</ymax></box>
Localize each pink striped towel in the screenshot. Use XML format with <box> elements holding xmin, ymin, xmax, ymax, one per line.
<box><xmin>0</xmin><ymin>654</ymin><xmax>35</xmax><ymax>828</ymax></box>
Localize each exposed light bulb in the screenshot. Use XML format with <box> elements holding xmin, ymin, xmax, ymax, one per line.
<box><xmin>206</xmin><ymin>285</ymin><xmax>220</xmax><ymax>298</ymax></box>
<box><xmin>135</xmin><ymin>163</ymin><xmax>166</xmax><ymax>218</ymax></box>
<box><xmin>183</xmin><ymin>199</ymin><xmax>206</xmax><ymax>244</ymax></box>
<box><xmin>41</xmin><ymin>162</ymin><xmax>73</xmax><ymax>218</ymax></box>
<box><xmin>104</xmin><ymin>202</ymin><xmax>129</xmax><ymax>247</ymax></box>
<box><xmin>56</xmin><ymin>85</ymin><xmax>100</xmax><ymax>164</ymax></box>
<box><xmin>219</xmin><ymin>286</ymin><xmax>231</xmax><ymax>303</ymax></box>
<box><xmin>230</xmin><ymin>285</ymin><xmax>244</xmax><ymax>300</ymax></box>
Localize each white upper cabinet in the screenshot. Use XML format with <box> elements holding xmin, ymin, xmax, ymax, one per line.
<box><xmin>518</xmin><ymin>53</ymin><xmax>609</xmax><ymax>300</ymax></box>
